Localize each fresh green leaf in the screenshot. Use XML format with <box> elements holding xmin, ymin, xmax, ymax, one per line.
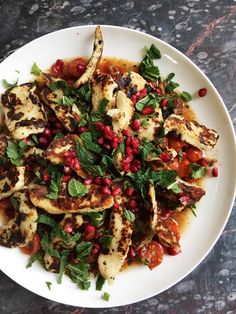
<box><xmin>73</xmin><ymin>83</ymin><xmax>92</xmax><ymax>103</ymax></box>
<box><xmin>139</xmin><ymin>139</ymin><xmax>161</xmax><ymax>160</ymax></box>
<box><xmin>96</xmin><ymin>275</ymin><xmax>105</xmax><ymax>291</ymax></box>
<box><xmin>26</xmin><ymin>254</ymin><xmax>39</xmax><ymax>269</ymax></box>
<box><xmin>31</xmin><ymin>62</ymin><xmax>42</xmax><ymax>76</ymax></box>
<box><xmin>180</xmin><ymin>91</ymin><xmax>192</xmax><ymax>102</ymax></box>
<box><xmin>10</xmin><ymin>196</ymin><xmax>19</xmax><ymax>209</ymax></box>
<box><xmin>48</xmin><ymin>80</ymin><xmax>68</xmax><ymax>92</ymax></box>
<box><xmin>31</xmin><ymin>134</ymin><xmax>39</xmax><ymax>144</ymax></box>
<box><xmin>164</xmin><ymin>73</ymin><xmax>175</xmax><ymax>82</ymax></box>
<box><xmin>75</xmin><ymin>140</ymin><xmax>95</xmax><ymax>166</ymax></box>
<box><xmin>76</xmin><ymin>241</ymin><xmax>92</xmax><ymax>259</ymax></box>
<box><xmin>53</xmin><ymin>132</ymin><xmax>64</xmax><ymax>141</ymax></box>
<box><xmin>147</xmin><ymin>44</ymin><xmax>161</xmax><ymax>59</ymax></box>
<box><xmin>167</xmin><ymin>181</ymin><xmax>183</xmax><ymax>194</ymax></box>
<box><xmin>190</xmin><ymin>164</ymin><xmax>207</xmax><ymax>179</ymax></box>
<box><xmin>151</xmin><ymin>169</ymin><xmax>178</xmax><ymax>189</ymax></box>
<box><xmin>86</xmin><ymin>212</ymin><xmax>104</xmax><ymax>226</ymax></box>
<box><xmin>46</xmin><ymin>179</ymin><xmax>60</xmax><ymax>200</ymax></box>
<box><xmin>141</xmin><ymin>118</ymin><xmax>150</xmax><ymax>127</ymax></box>
<box><xmin>37</xmin><ymin>214</ymin><xmax>57</xmax><ymax>227</ymax></box>
<box><xmin>67</xmin><ymin>262</ymin><xmax>91</xmax><ymax>290</ymax></box>
<box><xmin>99</xmin><ymin>235</ymin><xmax>113</xmax><ymax>247</ymax></box>
<box><xmin>135</xmin><ymin>94</ymin><xmax>159</xmax><ymax>112</ymax></box>
<box><xmin>40</xmin><ymin>233</ymin><xmax>61</xmax><ymax>258</ymax></box>
<box><xmin>57</xmin><ymin>250</ymin><xmax>69</xmax><ymax>284</ymax></box>
<box><xmin>2</xmin><ymin>78</ymin><xmax>18</xmax><ymax>89</ymax></box>
<box><xmin>6</xmin><ymin>140</ymin><xmax>27</xmax><ymax>166</ymax></box>
<box><xmin>165</xmin><ymin>81</ymin><xmax>180</xmax><ymax>93</ymax></box>
<box><xmin>139</xmin><ymin>45</ymin><xmax>161</xmax><ymax>81</ymax></box>
<box><xmin>189</xmin><ymin>204</ymin><xmax>197</xmax><ymax>217</ymax></box>
<box><xmin>68</xmin><ymin>179</ymin><xmax>88</xmax><ymax>197</ymax></box>
<box><xmin>80</xmin><ymin>132</ymin><xmax>101</xmax><ymax>154</ymax></box>
<box><xmin>124</xmin><ymin>209</ymin><xmax>136</xmax><ymax>222</ymax></box>
<box><xmin>46</xmin><ymin>281</ymin><xmax>52</xmax><ymax>290</ymax></box>
<box><xmin>101</xmin><ymin>292</ymin><xmax>110</xmax><ymax>301</ymax></box>
<box><xmin>99</xmin><ymin>98</ymin><xmax>109</xmax><ymax>113</ymax></box>
<box><xmin>57</xmin><ymin>95</ymin><xmax>75</xmax><ymax>106</ymax></box>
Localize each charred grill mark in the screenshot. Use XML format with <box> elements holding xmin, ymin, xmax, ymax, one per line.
<box><xmin>185</xmin><ymin>120</ymin><xmax>192</xmax><ymax>131</ymax></box>
<box><xmin>3</xmin><ymin>182</ymin><xmax>10</xmax><ymax>192</ymax></box>
<box><xmin>6</xmin><ymin>166</ymin><xmax>20</xmax><ymax>187</ymax></box>
<box><xmin>16</xmin><ymin>117</ymin><xmax>46</xmax><ymax>128</ymax></box>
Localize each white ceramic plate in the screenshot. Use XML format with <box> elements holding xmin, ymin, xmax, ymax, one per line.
<box><xmin>0</xmin><ymin>25</ymin><xmax>235</xmax><ymax>308</ymax></box>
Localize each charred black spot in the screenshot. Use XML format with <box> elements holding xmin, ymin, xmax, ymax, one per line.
<box><xmin>2</xmin><ymin>182</ymin><xmax>10</xmax><ymax>192</ymax></box>
<box><xmin>185</xmin><ymin>121</ymin><xmax>192</xmax><ymax>131</ymax></box>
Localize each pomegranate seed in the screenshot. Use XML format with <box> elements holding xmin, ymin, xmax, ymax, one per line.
<box><xmin>72</xmin><ymin>159</ymin><xmax>81</xmax><ymax>170</ymax></box>
<box><xmin>111</xmin><ymin>187</ymin><xmax>122</xmax><ymax>196</ymax></box>
<box><xmin>64</xmin><ymin>224</ymin><xmax>73</xmax><ymax>233</ymax></box>
<box><xmin>96</xmin><ymin>122</ymin><xmax>105</xmax><ymax>131</ymax></box>
<box><xmin>52</xmin><ymin>129</ymin><xmax>60</xmax><ymax>135</ymax></box>
<box><xmin>55</xmin><ymin>121</ymin><xmax>63</xmax><ymax>129</ymax></box>
<box><xmin>133</xmin><ymin>159</ymin><xmax>141</xmax><ymax>168</ymax></box>
<box><xmin>182</xmin><ymin>152</ymin><xmax>187</xmax><ymax>160</ymax></box>
<box><xmin>179</xmin><ymin>195</ymin><xmax>191</xmax><ymax>206</ymax></box>
<box><xmin>25</xmin><ymin>165</ymin><xmax>31</xmax><ymax>171</ymax></box>
<box><xmin>122</xmin><ymin>129</ymin><xmax>132</xmax><ymax>137</ymax></box>
<box><xmin>98</xmin><ymin>137</ymin><xmax>104</xmax><ymax>144</ymax></box>
<box><xmin>123</xmin><ymin>164</ymin><xmax>131</xmax><ymax>173</ymax></box>
<box><xmin>103</xmin><ymin>177</ymin><xmax>112</xmax><ymax>186</ymax></box>
<box><xmin>212</xmin><ymin>166</ymin><xmax>218</xmax><ymax>177</ymax></box>
<box><xmin>167</xmin><ymin>246</ymin><xmax>181</xmax><ymax>256</ymax></box>
<box><xmin>102</xmin><ymin>186</ymin><xmax>111</xmax><ymax>195</ymax></box>
<box><xmin>64</xmin><ymin>156</ymin><xmax>72</xmax><ymax>165</ymax></box>
<box><xmin>139</xmin><ymin>88</ymin><xmax>147</xmax><ymax>98</ymax></box>
<box><xmin>78</xmin><ymin>127</ymin><xmax>88</xmax><ymax>133</ymax></box>
<box><xmin>128</xmin><ymin>247</ymin><xmax>136</xmax><ymax>258</ymax></box>
<box><xmin>93</xmin><ymin>177</ymin><xmax>102</xmax><ymax>185</ymax></box>
<box><xmin>131</xmin><ymin>95</ymin><xmax>137</xmax><ymax>103</ymax></box>
<box><xmin>126</xmin><ymin>146</ymin><xmax>133</xmax><ymax>156</ymax></box>
<box><xmin>56</xmin><ymin>59</ymin><xmax>64</xmax><ymax>67</ymax></box>
<box><xmin>77</xmin><ymin>63</ymin><xmax>86</xmax><ymax>72</ymax></box>
<box><xmin>126</xmin><ymin>186</ymin><xmax>135</xmax><ymax>197</ymax></box>
<box><xmin>122</xmin><ymin>155</ymin><xmax>133</xmax><ymax>164</ymax></box>
<box><xmin>113</xmin><ymin>203</ymin><xmax>120</xmax><ymax>209</ymax></box>
<box><xmin>131</xmin><ymin>165</ymin><xmax>138</xmax><ymax>173</ymax></box>
<box><xmin>198</xmin><ymin>88</ymin><xmax>207</xmax><ymax>97</ymax></box>
<box><xmin>112</xmin><ymin>141</ymin><xmax>118</xmax><ymax>149</ymax></box>
<box><xmin>104</xmin><ymin>125</ymin><xmax>112</xmax><ymax>134</ymax></box>
<box><xmin>43</xmin><ymin>128</ymin><xmax>52</xmax><ymax>137</ymax></box>
<box><xmin>39</xmin><ymin>136</ymin><xmax>48</xmax><ymax>145</ymax></box>
<box><xmin>102</xmin><ymin>143</ymin><xmax>111</xmax><ymax>150</ymax></box>
<box><xmin>63</xmin><ymin>166</ymin><xmax>71</xmax><ymax>175</ymax></box>
<box><xmin>70</xmin><ymin>151</ymin><xmax>77</xmax><ymax>158</ymax></box>
<box><xmin>160</xmin><ymin>152</ymin><xmax>171</xmax><ymax>163</ymax></box>
<box><xmin>132</xmin><ymin>148</ymin><xmax>139</xmax><ymax>155</ymax></box>
<box><xmin>84</xmin><ymin>224</ymin><xmax>96</xmax><ymax>241</ymax></box>
<box><xmin>62</xmin><ymin>175</ymin><xmax>72</xmax><ymax>182</ymax></box>
<box><xmin>155</xmin><ymin>87</ymin><xmax>163</xmax><ymax>95</ymax></box>
<box><xmin>104</xmin><ymin>133</ymin><xmax>114</xmax><ymax>140</ymax></box>
<box><xmin>84</xmin><ymin>178</ymin><xmax>93</xmax><ymax>185</ymax></box>
<box><xmin>199</xmin><ymin>158</ymin><xmax>209</xmax><ymax>167</ymax></box>
<box><xmin>160</xmin><ymin>98</ymin><xmax>168</xmax><ymax>108</ymax></box>
<box><xmin>129</xmin><ymin>199</ymin><xmax>137</xmax><ymax>209</ymax></box>
<box><xmin>42</xmin><ymin>172</ymin><xmax>50</xmax><ymax>182</ymax></box>
<box><xmin>130</xmin><ymin>136</ymin><xmax>140</xmax><ymax>149</ymax></box>
<box><xmin>92</xmin><ymin>243</ymin><xmax>100</xmax><ymax>257</ymax></box>
<box><xmin>142</xmin><ymin>106</ymin><xmax>154</xmax><ymax>115</ymax></box>
<box><xmin>131</xmin><ymin>119</ymin><xmax>141</xmax><ymax>131</ymax></box>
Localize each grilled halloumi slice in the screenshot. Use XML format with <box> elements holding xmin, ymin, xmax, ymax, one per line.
<box><xmin>92</xmin><ymin>73</ymin><xmax>117</xmax><ymax>111</ymax></box>
<box><xmin>1</xmin><ymin>83</ymin><xmax>47</xmax><ymax>139</ymax></box>
<box><xmin>0</xmin><ymin>166</ymin><xmax>25</xmax><ymax>200</ymax></box>
<box><xmin>42</xmin><ymin>88</ymin><xmax>81</xmax><ymax>132</ymax></box>
<box><xmin>74</xmin><ymin>26</ymin><xmax>104</xmax><ymax>88</ymax></box>
<box><xmin>43</xmin><ymin>134</ymin><xmax>87</xmax><ymax>178</ymax></box>
<box><xmin>122</xmin><ymin>71</ymin><xmax>147</xmax><ymax>92</ymax></box>
<box><xmin>0</xmin><ymin>190</ymin><xmax>38</xmax><ymax>247</ymax></box>
<box><xmin>98</xmin><ymin>207</ymin><xmax>133</xmax><ymax>284</ymax></box>
<box><xmin>148</xmin><ymin>184</ymin><xmax>159</xmax><ymax>231</ymax></box>
<box><xmin>29</xmin><ymin>183</ymin><xmax>114</xmax><ymax>214</ymax></box>
<box><xmin>107</xmin><ymin>91</ymin><xmax>134</xmax><ymax>134</ymax></box>
<box><xmin>0</xmin><ymin>134</ymin><xmax>8</xmax><ymax>158</ymax></box>
<box><xmin>138</xmin><ymin>108</ymin><xmax>163</xmax><ymax>141</ymax></box>
<box><xmin>164</xmin><ymin>114</ymin><xmax>219</xmax><ymax>150</ymax></box>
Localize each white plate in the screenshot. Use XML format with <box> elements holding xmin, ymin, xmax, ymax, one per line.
<box><xmin>0</xmin><ymin>25</ymin><xmax>235</xmax><ymax>308</ymax></box>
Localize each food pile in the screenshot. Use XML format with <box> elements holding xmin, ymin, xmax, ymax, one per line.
<box><xmin>0</xmin><ymin>26</ymin><xmax>219</xmax><ymax>292</ymax></box>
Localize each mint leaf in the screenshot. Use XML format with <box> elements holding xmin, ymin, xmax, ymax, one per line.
<box><xmin>10</xmin><ymin>196</ymin><xmax>19</xmax><ymax>209</ymax></box>
<box><xmin>180</xmin><ymin>91</ymin><xmax>192</xmax><ymax>102</ymax></box>
<box><xmin>151</xmin><ymin>170</ymin><xmax>178</xmax><ymax>188</ymax></box>
<box><xmin>86</xmin><ymin>212</ymin><xmax>104</xmax><ymax>226</ymax></box>
<box><xmin>190</xmin><ymin>164</ymin><xmax>206</xmax><ymax>179</ymax></box>
<box><xmin>31</xmin><ymin>62</ymin><xmax>42</xmax><ymax>76</ymax></box>
<box><xmin>164</xmin><ymin>73</ymin><xmax>175</xmax><ymax>83</ymax></box>
<box><xmin>57</xmin><ymin>250</ymin><xmax>69</xmax><ymax>284</ymax></box>
<box><xmin>67</xmin><ymin>262</ymin><xmax>91</xmax><ymax>290</ymax></box>
<box><xmin>2</xmin><ymin>78</ymin><xmax>18</xmax><ymax>89</ymax></box>
<box><xmin>46</xmin><ymin>281</ymin><xmax>52</xmax><ymax>290</ymax></box>
<box><xmin>7</xmin><ymin>140</ymin><xmax>27</xmax><ymax>166</ymax></box>
<box><xmin>167</xmin><ymin>181</ymin><xmax>183</xmax><ymax>194</ymax></box>
<box><xmin>76</xmin><ymin>241</ymin><xmax>92</xmax><ymax>259</ymax></box>
<box><xmin>96</xmin><ymin>275</ymin><xmax>105</xmax><ymax>291</ymax></box>
<box><xmin>124</xmin><ymin>209</ymin><xmax>136</xmax><ymax>222</ymax></box>
<box><xmin>102</xmin><ymin>292</ymin><xmax>110</xmax><ymax>301</ymax></box>
<box><xmin>165</xmin><ymin>81</ymin><xmax>180</xmax><ymax>93</ymax></box>
<box><xmin>139</xmin><ymin>45</ymin><xmax>161</xmax><ymax>81</ymax></box>
<box><xmin>68</xmin><ymin>179</ymin><xmax>88</xmax><ymax>197</ymax></box>
<box><xmin>99</xmin><ymin>235</ymin><xmax>113</xmax><ymax>247</ymax></box>
<box><xmin>57</xmin><ymin>95</ymin><xmax>75</xmax><ymax>106</ymax></box>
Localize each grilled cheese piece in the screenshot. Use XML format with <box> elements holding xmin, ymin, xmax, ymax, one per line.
<box><xmin>164</xmin><ymin>114</ymin><xmax>219</xmax><ymax>150</ymax></box>
<box><xmin>0</xmin><ymin>190</ymin><xmax>38</xmax><ymax>247</ymax></box>
<box><xmin>42</xmin><ymin>89</ymin><xmax>81</xmax><ymax>132</ymax></box>
<box><xmin>107</xmin><ymin>91</ymin><xmax>134</xmax><ymax>134</ymax></box>
<box><xmin>98</xmin><ymin>207</ymin><xmax>133</xmax><ymax>284</ymax></box>
<box><xmin>43</xmin><ymin>134</ymin><xmax>87</xmax><ymax>178</ymax></box>
<box><xmin>0</xmin><ymin>166</ymin><xmax>25</xmax><ymax>200</ymax></box>
<box><xmin>122</xmin><ymin>71</ymin><xmax>147</xmax><ymax>92</ymax></box>
<box><xmin>1</xmin><ymin>83</ymin><xmax>47</xmax><ymax>139</ymax></box>
<box><xmin>0</xmin><ymin>134</ymin><xmax>8</xmax><ymax>158</ymax></box>
<box><xmin>92</xmin><ymin>73</ymin><xmax>117</xmax><ymax>111</ymax></box>
<box><xmin>29</xmin><ymin>183</ymin><xmax>114</xmax><ymax>214</ymax></box>
<box><xmin>74</xmin><ymin>26</ymin><xmax>104</xmax><ymax>87</ymax></box>
<box><xmin>138</xmin><ymin>108</ymin><xmax>163</xmax><ymax>141</ymax></box>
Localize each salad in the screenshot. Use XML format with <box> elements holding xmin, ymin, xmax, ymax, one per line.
<box><xmin>0</xmin><ymin>26</ymin><xmax>219</xmax><ymax>294</ymax></box>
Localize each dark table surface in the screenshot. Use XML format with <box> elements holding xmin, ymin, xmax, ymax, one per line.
<box><xmin>0</xmin><ymin>0</ymin><xmax>236</xmax><ymax>313</ymax></box>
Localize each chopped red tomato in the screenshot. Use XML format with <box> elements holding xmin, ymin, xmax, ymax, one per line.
<box><xmin>168</xmin><ymin>157</ymin><xmax>180</xmax><ymax>171</ymax></box>
<box><xmin>185</xmin><ymin>147</ymin><xmax>203</xmax><ymax>163</ymax></box>
<box><xmin>178</xmin><ymin>159</ymin><xmax>191</xmax><ymax>178</ymax></box>
<box><xmin>139</xmin><ymin>241</ymin><xmax>164</xmax><ymax>270</ymax></box>
<box><xmin>68</xmin><ymin>58</ymin><xmax>87</xmax><ymax>77</ymax></box>
<box><xmin>20</xmin><ymin>234</ymin><xmax>41</xmax><ymax>256</ymax></box>
<box><xmin>168</xmin><ymin>135</ymin><xmax>185</xmax><ymax>153</ymax></box>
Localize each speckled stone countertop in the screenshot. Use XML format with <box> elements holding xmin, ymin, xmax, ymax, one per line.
<box><xmin>0</xmin><ymin>1</ymin><xmax>236</xmax><ymax>313</ymax></box>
